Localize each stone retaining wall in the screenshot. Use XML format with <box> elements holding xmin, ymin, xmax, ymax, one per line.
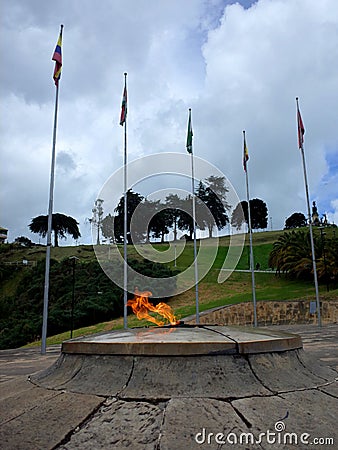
<box><xmin>186</xmin><ymin>300</ymin><xmax>337</xmax><ymax>326</ymax></box>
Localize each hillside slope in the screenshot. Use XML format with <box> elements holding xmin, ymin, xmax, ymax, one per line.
<box><xmin>1</xmin><ymin>229</ymin><xmax>337</xmax><ymax>348</ymax></box>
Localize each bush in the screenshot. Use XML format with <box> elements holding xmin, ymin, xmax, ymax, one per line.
<box><xmin>0</xmin><ymin>257</ymin><xmax>178</xmax><ymax>349</ymax></box>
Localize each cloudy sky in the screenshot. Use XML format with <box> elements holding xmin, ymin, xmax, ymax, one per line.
<box><xmin>1</xmin><ymin>0</ymin><xmax>337</xmax><ymax>245</ymax></box>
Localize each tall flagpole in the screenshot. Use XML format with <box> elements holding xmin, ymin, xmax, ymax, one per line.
<box><xmin>243</xmin><ymin>131</ymin><xmax>257</xmax><ymax>327</ymax></box>
<box><xmin>296</xmin><ymin>98</ymin><xmax>321</xmax><ymax>327</ymax></box>
<box><xmin>121</xmin><ymin>73</ymin><xmax>128</xmax><ymax>329</ymax></box>
<box><xmin>41</xmin><ymin>25</ymin><xmax>63</xmax><ymax>354</ymax></box>
<box><xmin>187</xmin><ymin>108</ymin><xmax>200</xmax><ymax>323</ymax></box>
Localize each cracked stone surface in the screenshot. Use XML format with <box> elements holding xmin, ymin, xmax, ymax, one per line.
<box><xmin>33</xmin><ymin>353</ymin><xmax>134</xmax><ymax>395</ymax></box>
<box><xmin>233</xmin><ymin>390</ymin><xmax>338</xmax><ymax>449</ymax></box>
<box><xmin>57</xmin><ymin>397</ymin><xmax>267</xmax><ymax>450</ymax></box>
<box><xmin>157</xmin><ymin>397</ymin><xmax>263</xmax><ymax>450</ymax></box>
<box><xmin>247</xmin><ymin>350</ymin><xmax>328</xmax><ymax>392</ymax></box>
<box><xmin>1</xmin><ymin>325</ymin><xmax>337</xmax><ymax>449</ymax></box>
<box><xmin>0</xmin><ymin>378</ymin><xmax>103</xmax><ymax>450</ymax></box>
<box><xmin>120</xmin><ymin>354</ymin><xmax>269</xmax><ymax>399</ymax></box>
<box><xmin>58</xmin><ymin>399</ymin><xmax>164</xmax><ymax>450</ymax></box>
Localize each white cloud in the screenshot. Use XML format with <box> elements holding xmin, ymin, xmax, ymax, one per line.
<box><xmin>328</xmin><ymin>199</ymin><xmax>338</xmax><ymax>225</ymax></box>
<box><xmin>1</xmin><ymin>0</ymin><xmax>337</xmax><ymax>243</ymax></box>
<box><xmin>198</xmin><ymin>0</ymin><xmax>338</xmax><ymax>228</ymax></box>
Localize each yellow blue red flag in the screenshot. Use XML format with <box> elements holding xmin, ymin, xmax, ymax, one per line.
<box><xmin>52</xmin><ymin>27</ymin><xmax>63</xmax><ymax>86</ymax></box>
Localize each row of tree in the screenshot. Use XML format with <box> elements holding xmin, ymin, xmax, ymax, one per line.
<box><xmin>95</xmin><ymin>176</ymin><xmax>269</xmax><ymax>245</ymax></box>
<box><xmin>23</xmin><ymin>208</ymin><xmax>332</xmax><ymax>248</ymax></box>
<box><xmin>24</xmin><ymin>175</ymin><xmax>269</xmax><ymax>246</ymax></box>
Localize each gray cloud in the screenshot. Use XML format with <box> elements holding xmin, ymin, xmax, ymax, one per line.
<box><xmin>1</xmin><ymin>0</ymin><xmax>337</xmax><ymax>244</ymax></box>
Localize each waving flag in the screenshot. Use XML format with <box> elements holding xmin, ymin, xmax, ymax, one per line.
<box><xmin>52</xmin><ymin>27</ymin><xmax>63</xmax><ymax>86</ymax></box>
<box><xmin>243</xmin><ymin>131</ymin><xmax>249</xmax><ymax>172</ymax></box>
<box><xmin>120</xmin><ymin>83</ymin><xmax>127</xmax><ymax>126</ymax></box>
<box><xmin>297</xmin><ymin>100</ymin><xmax>305</xmax><ymax>149</ymax></box>
<box><xmin>186</xmin><ymin>108</ymin><xmax>193</xmax><ymax>154</ymax></box>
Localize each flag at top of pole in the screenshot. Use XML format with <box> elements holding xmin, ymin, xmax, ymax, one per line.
<box><xmin>296</xmin><ymin>97</ymin><xmax>305</xmax><ymax>149</ymax></box>
<box><xmin>186</xmin><ymin>108</ymin><xmax>193</xmax><ymax>153</ymax></box>
<box><xmin>42</xmin><ymin>25</ymin><xmax>64</xmax><ymax>354</ymax></box>
<box><xmin>243</xmin><ymin>130</ymin><xmax>249</xmax><ymax>172</ymax></box>
<box><xmin>295</xmin><ymin>97</ymin><xmax>321</xmax><ymax>326</ymax></box>
<box><xmin>52</xmin><ymin>25</ymin><xmax>63</xmax><ymax>86</ymax></box>
<box><xmin>185</xmin><ymin>107</ymin><xmax>199</xmax><ymax>323</ymax></box>
<box><xmin>120</xmin><ymin>73</ymin><xmax>127</xmax><ymax>126</ymax></box>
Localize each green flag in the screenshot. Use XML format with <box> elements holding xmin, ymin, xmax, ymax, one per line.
<box><xmin>186</xmin><ymin>108</ymin><xmax>193</xmax><ymax>154</ymax></box>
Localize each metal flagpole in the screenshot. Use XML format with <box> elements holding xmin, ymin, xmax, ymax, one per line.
<box><xmin>296</xmin><ymin>98</ymin><xmax>321</xmax><ymax>327</ymax></box>
<box><xmin>187</xmin><ymin>108</ymin><xmax>200</xmax><ymax>323</ymax></box>
<box><xmin>190</xmin><ymin>153</ymin><xmax>200</xmax><ymax>324</ymax></box>
<box><xmin>243</xmin><ymin>131</ymin><xmax>257</xmax><ymax>327</ymax></box>
<box><xmin>122</xmin><ymin>73</ymin><xmax>128</xmax><ymax>329</ymax></box>
<box><xmin>41</xmin><ymin>25</ymin><xmax>63</xmax><ymax>354</ymax></box>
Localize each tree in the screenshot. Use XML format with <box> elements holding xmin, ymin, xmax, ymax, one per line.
<box><xmin>196</xmin><ymin>176</ymin><xmax>230</xmax><ymax>238</ymax></box>
<box><xmin>165</xmin><ymin>194</ymin><xmax>182</xmax><ymax>241</ymax></box>
<box><xmin>250</xmin><ymin>198</ymin><xmax>268</xmax><ymax>229</ymax></box>
<box><xmin>268</xmin><ymin>230</ymin><xmax>317</xmax><ymax>278</ymax></box>
<box><xmin>133</xmin><ymin>199</ymin><xmax>156</xmax><ymax>242</ymax></box>
<box><xmin>14</xmin><ymin>236</ymin><xmax>33</xmax><ymax>247</ymax></box>
<box><xmin>90</xmin><ymin>199</ymin><xmax>104</xmax><ymax>245</ymax></box>
<box><xmin>0</xmin><ymin>256</ymin><xmax>178</xmax><ymax>349</ymax></box>
<box><xmin>140</xmin><ymin>199</ymin><xmax>173</xmax><ymax>243</ymax></box>
<box><xmin>231</xmin><ymin>199</ymin><xmax>268</xmax><ymax>230</ymax></box>
<box><xmin>316</xmin><ymin>232</ymin><xmax>338</xmax><ymax>287</ymax></box>
<box><xmin>29</xmin><ymin>213</ymin><xmax>81</xmax><ymax>247</ymax></box>
<box><xmin>177</xmin><ymin>196</ymin><xmax>194</xmax><ymax>240</ymax></box>
<box><xmin>269</xmin><ymin>228</ymin><xmax>338</xmax><ymax>285</ymax></box>
<box><xmin>231</xmin><ymin>202</ymin><xmax>246</xmax><ymax>230</ymax></box>
<box><xmin>149</xmin><ymin>206</ymin><xmax>171</xmax><ymax>242</ymax></box>
<box><xmin>114</xmin><ymin>190</ymin><xmax>144</xmax><ymax>244</ymax></box>
<box><xmin>284</xmin><ymin>212</ymin><xmax>307</xmax><ymax>229</ymax></box>
<box><xmin>101</xmin><ymin>214</ymin><xmax>115</xmax><ymax>243</ymax></box>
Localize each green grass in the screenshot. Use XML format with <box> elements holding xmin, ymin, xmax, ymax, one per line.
<box><xmin>26</xmin><ymin>270</ymin><xmax>337</xmax><ymax>348</ymax></box>
<box><xmin>2</xmin><ymin>228</ymin><xmax>336</xmax><ymax>348</ymax></box>
<box><xmin>0</xmin><ymin>244</ymin><xmax>96</xmax><ymax>264</ymax></box>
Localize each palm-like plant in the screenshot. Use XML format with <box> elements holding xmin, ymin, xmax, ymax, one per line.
<box><xmin>316</xmin><ymin>237</ymin><xmax>338</xmax><ymax>283</ymax></box>
<box><xmin>29</xmin><ymin>213</ymin><xmax>81</xmax><ymax>247</ymax></box>
<box><xmin>268</xmin><ymin>230</ymin><xmax>319</xmax><ymax>279</ymax></box>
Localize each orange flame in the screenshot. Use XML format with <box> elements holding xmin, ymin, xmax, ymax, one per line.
<box><xmin>127</xmin><ymin>288</ymin><xmax>179</xmax><ymax>326</ymax></box>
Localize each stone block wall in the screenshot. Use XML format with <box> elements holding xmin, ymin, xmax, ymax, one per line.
<box><xmin>186</xmin><ymin>300</ymin><xmax>337</xmax><ymax>326</ymax></box>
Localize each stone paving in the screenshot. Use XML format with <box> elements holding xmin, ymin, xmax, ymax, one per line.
<box><xmin>0</xmin><ymin>324</ymin><xmax>337</xmax><ymax>450</ymax></box>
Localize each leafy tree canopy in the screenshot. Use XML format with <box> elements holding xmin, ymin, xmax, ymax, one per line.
<box><xmin>14</xmin><ymin>236</ymin><xmax>34</xmax><ymax>247</ymax></box>
<box><xmin>113</xmin><ymin>190</ymin><xmax>144</xmax><ymax>244</ymax></box>
<box><xmin>0</xmin><ymin>257</ymin><xmax>178</xmax><ymax>349</ymax></box>
<box><xmin>284</xmin><ymin>212</ymin><xmax>307</xmax><ymax>229</ymax></box>
<box><xmin>196</xmin><ymin>176</ymin><xmax>230</xmax><ymax>238</ymax></box>
<box><xmin>231</xmin><ymin>199</ymin><xmax>268</xmax><ymax>230</ymax></box>
<box><xmin>29</xmin><ymin>213</ymin><xmax>81</xmax><ymax>247</ymax></box>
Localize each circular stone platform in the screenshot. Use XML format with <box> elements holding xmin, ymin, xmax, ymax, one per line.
<box><xmin>61</xmin><ymin>324</ymin><xmax>302</xmax><ymax>355</ymax></box>
<box><xmin>30</xmin><ymin>325</ymin><xmax>337</xmax><ymax>449</ymax></box>
<box><xmin>32</xmin><ymin>325</ymin><xmax>310</xmax><ymax>399</ymax></box>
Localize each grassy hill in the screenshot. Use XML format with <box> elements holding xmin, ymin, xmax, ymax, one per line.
<box><xmin>1</xmin><ymin>229</ymin><xmax>337</xmax><ymax>348</ymax></box>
